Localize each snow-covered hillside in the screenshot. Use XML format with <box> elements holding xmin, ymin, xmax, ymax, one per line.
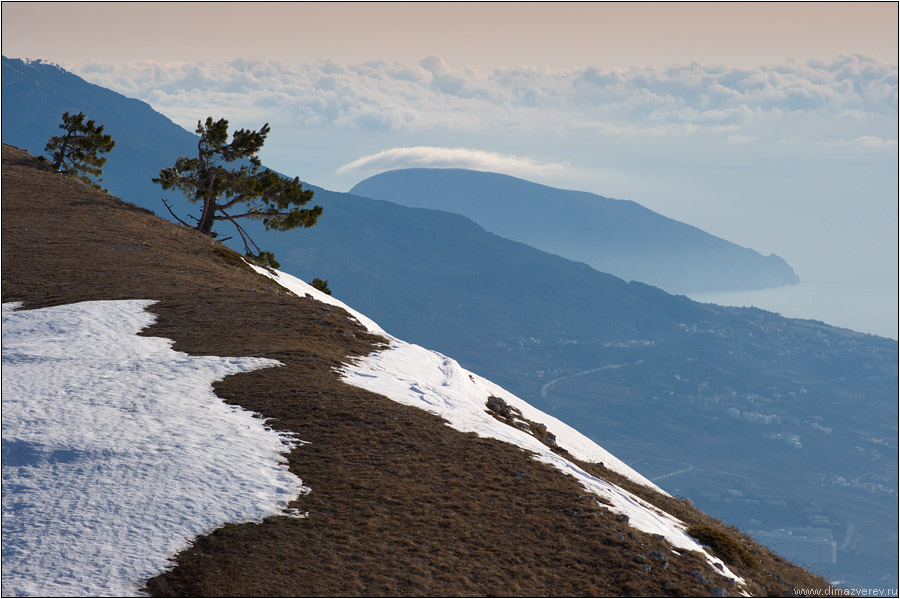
<box><xmin>1</xmin><ymin>301</ymin><xmax>305</xmax><ymax>597</ymax></box>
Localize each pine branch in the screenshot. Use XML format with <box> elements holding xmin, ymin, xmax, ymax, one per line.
<box><xmin>213</xmin><ymin>209</ymin><xmax>292</xmax><ymax>221</ymax></box>
<box><xmin>159</xmin><ymin>198</ymin><xmax>194</xmax><ymax>227</ymax></box>
<box><xmin>217</xmin><ymin>194</ymin><xmax>252</xmax><ymax>210</ymax></box>
<box><xmin>219</xmin><ymin>208</ymin><xmax>264</xmax><ymax>256</ymax></box>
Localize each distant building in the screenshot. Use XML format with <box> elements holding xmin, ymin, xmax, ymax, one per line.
<box><xmin>807</xmin><ymin>514</ymin><xmax>831</xmax><ymax>525</ymax></box>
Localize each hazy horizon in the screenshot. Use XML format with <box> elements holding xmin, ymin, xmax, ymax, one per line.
<box><xmin>2</xmin><ymin>2</ymin><xmax>896</xmax><ymax>338</ymax></box>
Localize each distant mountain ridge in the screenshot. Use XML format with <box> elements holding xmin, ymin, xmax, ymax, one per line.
<box><xmin>351</xmin><ymin>168</ymin><xmax>800</xmax><ymax>294</ymax></box>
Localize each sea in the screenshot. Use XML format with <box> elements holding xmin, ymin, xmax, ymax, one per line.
<box><xmin>688</xmin><ymin>280</ymin><xmax>898</xmax><ymax>341</ymax></box>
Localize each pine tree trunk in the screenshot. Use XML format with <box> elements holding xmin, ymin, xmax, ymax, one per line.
<box><xmin>52</xmin><ymin>134</ymin><xmax>70</xmax><ymax>170</ymax></box>
<box><xmin>195</xmin><ymin>157</ymin><xmax>217</xmax><ymax>235</ymax></box>
<box><xmin>197</xmin><ymin>199</ymin><xmax>216</xmax><ymax>235</ymax></box>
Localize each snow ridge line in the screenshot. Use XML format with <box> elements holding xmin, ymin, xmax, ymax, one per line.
<box><xmin>249</xmin><ymin>264</ymin><xmax>747</xmax><ymax>587</ymax></box>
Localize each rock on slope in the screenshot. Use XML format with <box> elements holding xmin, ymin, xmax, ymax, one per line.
<box><xmin>1</xmin><ymin>144</ymin><xmax>829</xmax><ymax>596</ymax></box>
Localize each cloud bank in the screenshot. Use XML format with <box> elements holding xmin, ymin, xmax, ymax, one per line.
<box><xmin>70</xmin><ymin>54</ymin><xmax>897</xmax><ymax>142</ymax></box>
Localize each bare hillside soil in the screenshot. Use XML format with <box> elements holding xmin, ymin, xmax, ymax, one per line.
<box><xmin>1</xmin><ymin>144</ymin><xmax>831</xmax><ymax>596</ymax></box>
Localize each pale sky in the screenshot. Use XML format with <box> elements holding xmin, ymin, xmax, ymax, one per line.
<box><xmin>2</xmin><ymin>2</ymin><xmax>898</xmax><ymax>336</ymax></box>
<box><xmin>2</xmin><ymin>2</ymin><xmax>897</xmax><ymax>69</ymax></box>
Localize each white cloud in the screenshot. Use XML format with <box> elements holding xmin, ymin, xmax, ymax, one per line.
<box><xmin>67</xmin><ymin>54</ymin><xmax>897</xmax><ymax>141</ymax></box>
<box><xmin>852</xmin><ymin>135</ymin><xmax>898</xmax><ymax>148</ymax></box>
<box><xmin>727</xmin><ymin>134</ymin><xmax>758</xmax><ymax>144</ymax></box>
<box><xmin>336</xmin><ymin>146</ymin><xmax>569</xmax><ymax>178</ymax></box>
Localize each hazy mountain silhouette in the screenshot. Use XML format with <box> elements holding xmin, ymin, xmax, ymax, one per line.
<box><xmin>351</xmin><ymin>168</ymin><xmax>800</xmax><ymax>294</ymax></box>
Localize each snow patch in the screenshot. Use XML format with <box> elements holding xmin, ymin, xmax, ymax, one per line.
<box><xmin>1</xmin><ymin>300</ymin><xmax>307</xmax><ymax>597</ymax></box>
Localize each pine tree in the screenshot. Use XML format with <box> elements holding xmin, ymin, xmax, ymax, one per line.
<box><xmin>154</xmin><ymin>117</ymin><xmax>321</xmax><ymax>268</ymax></box>
<box><xmin>45</xmin><ymin>111</ymin><xmax>115</xmax><ymax>191</ymax></box>
<box><xmin>311</xmin><ymin>277</ymin><xmax>332</xmax><ymax>295</ymax></box>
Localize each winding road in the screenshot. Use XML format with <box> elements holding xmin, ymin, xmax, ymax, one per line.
<box><xmin>539</xmin><ymin>360</ymin><xmax>643</xmax><ymax>400</ymax></box>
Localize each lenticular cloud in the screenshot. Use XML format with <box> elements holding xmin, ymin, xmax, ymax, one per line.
<box><xmin>336</xmin><ymin>146</ymin><xmax>568</xmax><ymax>177</ymax></box>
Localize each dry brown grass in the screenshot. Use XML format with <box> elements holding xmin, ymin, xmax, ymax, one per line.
<box><xmin>2</xmin><ymin>144</ymin><xmax>833</xmax><ymax>597</ymax></box>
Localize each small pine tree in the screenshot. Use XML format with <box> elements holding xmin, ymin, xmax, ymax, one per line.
<box><xmin>311</xmin><ymin>277</ymin><xmax>332</xmax><ymax>295</ymax></box>
<box><xmin>154</xmin><ymin>117</ymin><xmax>321</xmax><ymax>268</ymax></box>
<box><xmin>45</xmin><ymin>111</ymin><xmax>115</xmax><ymax>191</ymax></box>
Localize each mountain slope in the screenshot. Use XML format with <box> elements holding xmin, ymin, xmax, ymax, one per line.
<box><xmin>3</xmin><ymin>57</ymin><xmax>896</xmax><ymax>590</ymax></box>
<box><xmin>273</xmin><ymin>184</ymin><xmax>899</xmax><ymax>590</ymax></box>
<box><xmin>1</xmin><ymin>144</ymin><xmax>830</xmax><ymax>596</ymax></box>
<box><xmin>351</xmin><ymin>167</ymin><xmax>800</xmax><ymax>293</ymax></box>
